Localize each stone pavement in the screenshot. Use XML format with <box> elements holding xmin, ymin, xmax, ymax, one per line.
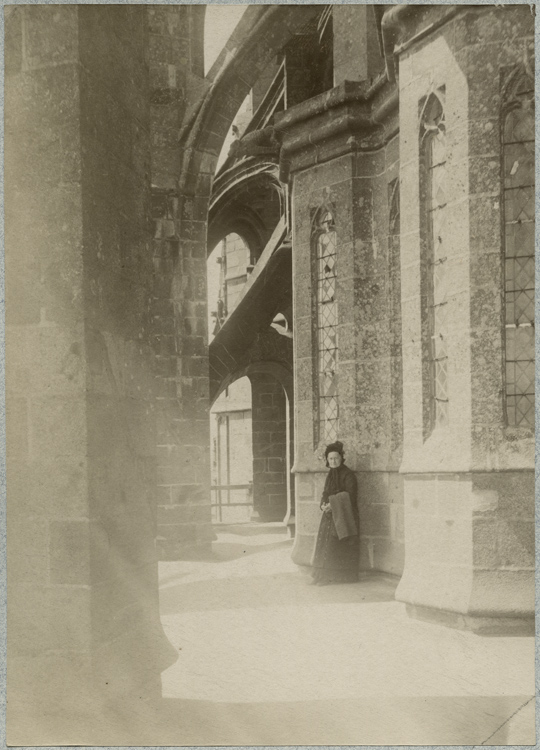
<box><xmin>156</xmin><ymin>523</ymin><xmax>536</xmax><ymax>746</ymax></box>
<box><xmin>15</xmin><ymin>522</ymin><xmax>533</xmax><ymax>746</ymax></box>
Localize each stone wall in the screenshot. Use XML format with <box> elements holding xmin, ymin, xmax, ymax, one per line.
<box><xmin>395</xmin><ymin>5</ymin><xmax>534</xmax><ymax>629</ymax></box>
<box><xmin>147</xmin><ymin>6</ymin><xmax>214</xmax><ymax>561</ymax></box>
<box><xmin>290</xmin><ymin>137</ymin><xmax>404</xmax><ymax>576</ymax></box>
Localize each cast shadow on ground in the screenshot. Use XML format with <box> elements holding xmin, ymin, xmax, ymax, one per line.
<box><xmin>15</xmin><ymin>693</ymin><xmax>533</xmax><ymax>746</ymax></box>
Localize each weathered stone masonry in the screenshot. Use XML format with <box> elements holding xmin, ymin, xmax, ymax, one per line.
<box><xmin>5</xmin><ymin>5</ymin><xmax>535</xmax><ymax>743</ymax></box>
<box><xmin>394</xmin><ymin>5</ymin><xmax>534</xmax><ymax>630</ymax></box>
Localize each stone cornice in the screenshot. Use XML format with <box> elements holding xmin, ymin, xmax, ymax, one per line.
<box><xmin>274</xmin><ymin>78</ymin><xmax>398</xmax><ymax>180</ymax></box>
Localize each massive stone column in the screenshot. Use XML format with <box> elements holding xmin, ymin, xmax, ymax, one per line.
<box><xmin>6</xmin><ymin>7</ymin><xmax>177</xmax><ymax>741</ymax></box>
<box><xmin>395</xmin><ymin>5</ymin><xmax>534</xmax><ymax>633</ymax></box>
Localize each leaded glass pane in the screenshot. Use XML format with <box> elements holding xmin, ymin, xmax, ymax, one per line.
<box><xmin>505</xmin><ymin>256</ymin><xmax>534</xmax><ymax>293</ymax></box>
<box><xmin>503</xmin><ymin>141</ymin><xmax>534</xmax><ymax>188</ymax></box>
<box><xmin>504</xmin><ymin>107</ymin><xmax>534</xmax><ymax>143</ymax></box>
<box><xmin>504</xmin><ymin>186</ymin><xmax>534</xmax><ymax>222</ymax></box>
<box><xmin>506</xmin><ymin>395</ymin><xmax>534</xmax><ymax>428</ymax></box>
<box><xmin>503</xmin><ymin>72</ymin><xmax>535</xmax><ymax>428</ymax></box>
<box><xmin>315</xmin><ymin>213</ymin><xmax>339</xmax><ymax>442</ymax></box>
<box><xmin>389</xmin><ymin>179</ymin><xmax>400</xmax><ymax>236</ymax></box>
<box><xmin>422</xmin><ymin>91</ymin><xmax>449</xmax><ymax>432</ymax></box>
<box><xmin>505</xmin><ymin>221</ymin><xmax>534</xmax><ymax>259</ymax></box>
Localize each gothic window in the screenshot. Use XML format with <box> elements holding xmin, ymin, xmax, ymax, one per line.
<box><xmin>313</xmin><ymin>207</ymin><xmax>339</xmax><ymax>444</ymax></box>
<box><xmin>502</xmin><ymin>69</ymin><xmax>535</xmax><ymax>428</ymax></box>
<box><xmin>420</xmin><ymin>90</ymin><xmax>448</xmax><ymax>436</ymax></box>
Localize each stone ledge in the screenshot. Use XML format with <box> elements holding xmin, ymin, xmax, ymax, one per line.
<box><xmin>406</xmin><ymin>604</ymin><xmax>535</xmax><ymax>637</ymax></box>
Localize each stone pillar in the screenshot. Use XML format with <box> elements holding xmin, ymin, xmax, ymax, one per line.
<box><xmin>6</xmin><ymin>8</ymin><xmax>92</xmax><ymax>728</ymax></box>
<box><xmin>6</xmin><ymin>7</ymin><xmax>177</xmax><ymax>741</ymax></box>
<box><xmin>332</xmin><ymin>6</ymin><xmax>384</xmax><ymax>86</ymax></box>
<box><xmin>147</xmin><ymin>6</ymin><xmax>214</xmax><ymax>559</ymax></box>
<box><xmin>250</xmin><ymin>372</ymin><xmax>288</xmax><ymax>522</ymax></box>
<box><xmin>395</xmin><ymin>6</ymin><xmax>534</xmax><ymax>632</ymax></box>
<box><xmin>284</xmin><ymin>33</ymin><xmax>329</xmax><ymax>108</ymax></box>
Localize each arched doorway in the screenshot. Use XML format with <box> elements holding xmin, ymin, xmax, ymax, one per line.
<box><xmin>210</xmin><ymin>376</ymin><xmax>253</xmax><ymax>524</ymax></box>
<box><xmin>213</xmin><ymin>362</ymin><xmax>295</xmax><ymax>530</ymax></box>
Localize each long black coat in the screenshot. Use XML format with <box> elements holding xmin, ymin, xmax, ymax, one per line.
<box><xmin>312</xmin><ymin>463</ymin><xmax>359</xmax><ymax>583</ymax></box>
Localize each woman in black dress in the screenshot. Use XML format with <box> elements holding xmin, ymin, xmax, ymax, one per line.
<box><xmin>311</xmin><ymin>441</ymin><xmax>359</xmax><ymax>585</ymax></box>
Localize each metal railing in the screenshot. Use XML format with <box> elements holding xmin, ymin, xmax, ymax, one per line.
<box><xmin>211</xmin><ymin>482</ymin><xmax>253</xmax><ymax>523</ymax></box>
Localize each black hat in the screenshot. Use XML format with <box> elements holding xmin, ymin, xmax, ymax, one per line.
<box><xmin>324</xmin><ymin>441</ymin><xmax>344</xmax><ymax>459</ymax></box>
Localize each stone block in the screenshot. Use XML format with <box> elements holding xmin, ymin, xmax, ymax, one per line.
<box><xmin>105</xmin><ymin>510</ymin><xmax>158</xmax><ymax>570</ymax></box>
<box><xmin>8</xmin><ymin>651</ymin><xmax>95</xmax><ymax>736</ymax></box>
<box><xmin>6</xmin><ymin>397</ymin><xmax>29</xmax><ymax>462</ymax></box>
<box><xmin>8</xmin><ymin>518</ymin><xmax>50</xmax><ymax>586</ymax></box>
<box><xmin>472</xmin><ymin>517</ymin><xmax>499</xmax><ymax>569</ymax></box>
<box><xmin>30</xmin><ymin>397</ymin><xmax>86</xmax><ymax>461</ymax></box>
<box><xmin>293</xmin><ymin>317</ymin><xmax>313</xmax><ymax>359</ymax></box>
<box><xmin>296</xmin><ymin>475</ymin><xmax>315</xmax><ymax>499</ymax></box>
<box><xmin>294</xmin><ymin>359</ymin><xmax>313</xmax><ymax>402</ymax></box>
<box><xmin>158</xmin><ymin>523</ymin><xmax>197</xmax><ymax>546</ymax></box>
<box><xmin>5</xmin><ymin>8</ymin><xmax>23</xmax><ymax>75</ymax></box>
<box><xmin>5</xmin><ymin>272</ymin><xmax>41</xmax><ymax>325</ymax></box>
<box><xmin>293</xmin><ymin>273</ymin><xmax>313</xmax><ymax>318</ymax></box>
<box><xmin>296</xmin><ymin>499</ymin><xmax>322</xmax><ymax>535</ymax></box>
<box><xmin>390</xmin><ymin>504</ymin><xmax>405</xmax><ymax>540</ymax></box>
<box><xmin>91</xmin><ymin>577</ymin><xmax>139</xmax><ymax>643</ymax></box>
<box><xmin>357</xmin><ymin>472</ymin><xmax>391</xmax><ymax>506</ymax></box>
<box><xmin>469</xmin><ymin>192</ymin><xmax>502</xmax><ymax>250</ymax></box>
<box><xmin>49</xmin><ymin>520</ymin><xmax>91</xmax><ymax>585</ymax></box>
<box><xmin>18</xmin><ymin>454</ymin><xmax>89</xmax><ymax>520</ymax></box>
<box><xmin>268</xmin><ymin>458</ymin><xmax>284</xmax><ymax>473</ymax></box>
<box><xmin>470</xmin><ymin>568</ymin><xmax>534</xmax><ymax>616</ymax></box>
<box><xmin>158</xmin><ymin>504</ymin><xmax>210</xmax><ymax>527</ymax></box>
<box><xmin>496</xmin><ymin>519</ymin><xmax>534</xmax><ymax>569</ymax></box>
<box><xmin>24</xmin><ymin>6</ymin><xmax>78</xmax><ymax>68</ymax></box>
<box><xmin>290</xmin><ymin>532</ymin><xmax>316</xmax><ymax>566</ymax></box>
<box><xmin>359</xmin><ymin>537</ymin><xmax>405</xmax><ymax>576</ymax></box>
<box><xmin>9</xmin><ymin>584</ymin><xmax>91</xmax><ymax>654</ymax></box>
<box><xmin>360</xmin><ymin>503</ymin><xmax>391</xmax><ymax>537</ymax></box>
<box><xmin>355</xmin><ymin>323</ymin><xmax>391</xmax><ymax>361</ymax></box>
<box><xmin>474</xmin><ymin>472</ymin><xmax>533</xmax><ymax>519</ymax></box>
<box><xmin>24</xmin><ymin>326</ymin><xmax>86</xmax><ymax>398</ymax></box>
<box><xmin>469</xmin><ymin>256</ymin><xmax>503</xmax><ymax>328</ymax></box>
<box><xmin>338</xmin><ymin>362</ymin><xmax>357</xmax><ymax>406</ymax></box>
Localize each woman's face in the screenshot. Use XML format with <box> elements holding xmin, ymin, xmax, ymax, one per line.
<box><xmin>327</xmin><ymin>451</ymin><xmax>342</xmax><ymax>468</ymax></box>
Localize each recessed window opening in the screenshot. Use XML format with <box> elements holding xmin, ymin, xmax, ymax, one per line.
<box><xmin>312</xmin><ymin>206</ymin><xmax>339</xmax><ymax>445</ymax></box>
<box><xmin>420</xmin><ymin>89</ymin><xmax>448</xmax><ymax>436</ymax></box>
<box><xmin>501</xmin><ymin>70</ymin><xmax>535</xmax><ymax>428</ymax></box>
